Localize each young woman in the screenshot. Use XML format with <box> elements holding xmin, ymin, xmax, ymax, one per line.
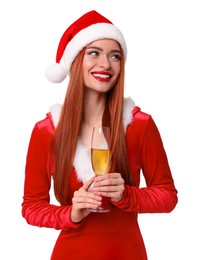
<box><xmin>22</xmin><ymin>10</ymin><xmax>178</xmax><ymax>260</ymax></box>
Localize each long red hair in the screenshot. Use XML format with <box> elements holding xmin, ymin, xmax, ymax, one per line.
<box><xmin>52</xmin><ymin>47</ymin><xmax>133</xmax><ymax>205</ymax></box>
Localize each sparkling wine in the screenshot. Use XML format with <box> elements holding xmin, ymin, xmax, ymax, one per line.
<box><xmin>91</xmin><ymin>148</ymin><xmax>110</xmax><ymax>176</ymax></box>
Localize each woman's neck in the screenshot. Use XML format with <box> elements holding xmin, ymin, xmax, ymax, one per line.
<box><xmin>82</xmin><ymin>89</ymin><xmax>106</xmax><ymax>127</ymax></box>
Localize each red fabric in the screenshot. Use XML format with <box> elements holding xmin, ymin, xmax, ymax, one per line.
<box><xmin>56</xmin><ymin>10</ymin><xmax>112</xmax><ymax>63</ymax></box>
<box><xmin>22</xmin><ymin>106</ymin><xmax>177</xmax><ymax>259</ymax></box>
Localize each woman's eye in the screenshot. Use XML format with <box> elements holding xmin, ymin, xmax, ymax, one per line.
<box><xmin>110</xmin><ymin>54</ymin><xmax>121</xmax><ymax>60</ymax></box>
<box><xmin>88</xmin><ymin>51</ymin><xmax>99</xmax><ymax>56</ymax></box>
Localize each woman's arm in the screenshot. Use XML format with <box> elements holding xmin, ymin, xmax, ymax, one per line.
<box><xmin>22</xmin><ymin>120</ymin><xmax>81</xmax><ymax>230</ymax></box>
<box><xmin>112</xmin><ymin>113</ymin><xmax>178</xmax><ymax>213</ymax></box>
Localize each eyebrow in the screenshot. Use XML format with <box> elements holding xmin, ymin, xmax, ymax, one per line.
<box><xmin>86</xmin><ymin>46</ymin><xmax>121</xmax><ymax>53</ymax></box>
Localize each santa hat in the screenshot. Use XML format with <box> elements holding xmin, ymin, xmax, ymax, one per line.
<box><xmin>45</xmin><ymin>10</ymin><xmax>127</xmax><ymax>83</ymax></box>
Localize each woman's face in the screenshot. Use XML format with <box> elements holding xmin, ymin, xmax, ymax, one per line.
<box><xmin>82</xmin><ymin>39</ymin><xmax>122</xmax><ymax>93</ymax></box>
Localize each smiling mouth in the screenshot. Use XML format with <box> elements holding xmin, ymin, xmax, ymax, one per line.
<box><xmin>91</xmin><ymin>72</ymin><xmax>112</xmax><ymax>81</ymax></box>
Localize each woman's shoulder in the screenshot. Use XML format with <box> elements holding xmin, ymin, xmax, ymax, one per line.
<box><xmin>35</xmin><ymin>113</ymin><xmax>53</xmax><ymax>129</ymax></box>
<box><xmin>132</xmin><ymin>106</ymin><xmax>152</xmax><ymax>122</ymax></box>
<box><xmin>34</xmin><ymin>103</ymin><xmax>62</xmax><ymax>130</ymax></box>
<box><xmin>28</xmin><ymin>113</ymin><xmax>55</xmax><ymax>150</ymax></box>
<box><xmin>126</xmin><ymin>105</ymin><xmax>158</xmax><ymax>145</ymax></box>
<box><xmin>127</xmin><ymin>103</ymin><xmax>160</xmax><ymax>141</ymax></box>
<box><xmin>33</xmin><ymin>112</ymin><xmax>55</xmax><ymax>139</ymax></box>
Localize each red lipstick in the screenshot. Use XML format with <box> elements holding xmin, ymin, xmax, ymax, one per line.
<box><xmin>91</xmin><ymin>71</ymin><xmax>113</xmax><ymax>82</ymax></box>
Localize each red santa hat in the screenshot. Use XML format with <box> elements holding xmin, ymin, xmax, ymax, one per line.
<box><xmin>45</xmin><ymin>10</ymin><xmax>127</xmax><ymax>83</ymax></box>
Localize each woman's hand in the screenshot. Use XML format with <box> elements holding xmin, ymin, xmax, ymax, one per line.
<box><xmin>92</xmin><ymin>173</ymin><xmax>125</xmax><ymax>203</ymax></box>
<box><xmin>71</xmin><ymin>177</ymin><xmax>102</xmax><ymax>223</ymax></box>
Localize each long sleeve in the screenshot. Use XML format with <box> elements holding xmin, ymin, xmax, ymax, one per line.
<box><xmin>22</xmin><ymin>117</ymin><xmax>81</xmax><ymax>230</ymax></box>
<box><xmin>112</xmin><ymin>109</ymin><xmax>178</xmax><ymax>213</ymax></box>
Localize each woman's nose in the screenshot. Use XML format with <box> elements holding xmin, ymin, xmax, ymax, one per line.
<box><xmin>98</xmin><ymin>55</ymin><xmax>110</xmax><ymax>69</ymax></box>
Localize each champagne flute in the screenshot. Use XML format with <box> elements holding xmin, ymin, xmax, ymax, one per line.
<box><xmin>89</xmin><ymin>126</ymin><xmax>111</xmax><ymax>213</ymax></box>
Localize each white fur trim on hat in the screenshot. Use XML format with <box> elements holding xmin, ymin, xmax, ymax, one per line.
<box><xmin>63</xmin><ymin>23</ymin><xmax>127</xmax><ymax>75</ymax></box>
<box><xmin>45</xmin><ymin>63</ymin><xmax>68</xmax><ymax>83</ymax></box>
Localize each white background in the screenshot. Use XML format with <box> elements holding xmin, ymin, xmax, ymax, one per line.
<box><xmin>0</xmin><ymin>0</ymin><xmax>200</xmax><ymax>259</ymax></box>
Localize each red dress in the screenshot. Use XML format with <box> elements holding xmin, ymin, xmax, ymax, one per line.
<box><xmin>22</xmin><ymin>98</ymin><xmax>177</xmax><ymax>260</ymax></box>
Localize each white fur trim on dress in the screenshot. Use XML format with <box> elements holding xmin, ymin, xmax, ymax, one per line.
<box><xmin>49</xmin><ymin>97</ymin><xmax>135</xmax><ymax>183</ymax></box>
<box><xmin>73</xmin><ymin>139</ymin><xmax>95</xmax><ymax>183</ymax></box>
<box><xmin>123</xmin><ymin>97</ymin><xmax>135</xmax><ymax>131</ymax></box>
<box><xmin>49</xmin><ymin>103</ymin><xmax>62</xmax><ymax>127</ymax></box>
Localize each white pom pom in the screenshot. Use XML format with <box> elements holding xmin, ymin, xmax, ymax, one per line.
<box><xmin>45</xmin><ymin>63</ymin><xmax>67</xmax><ymax>83</ymax></box>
